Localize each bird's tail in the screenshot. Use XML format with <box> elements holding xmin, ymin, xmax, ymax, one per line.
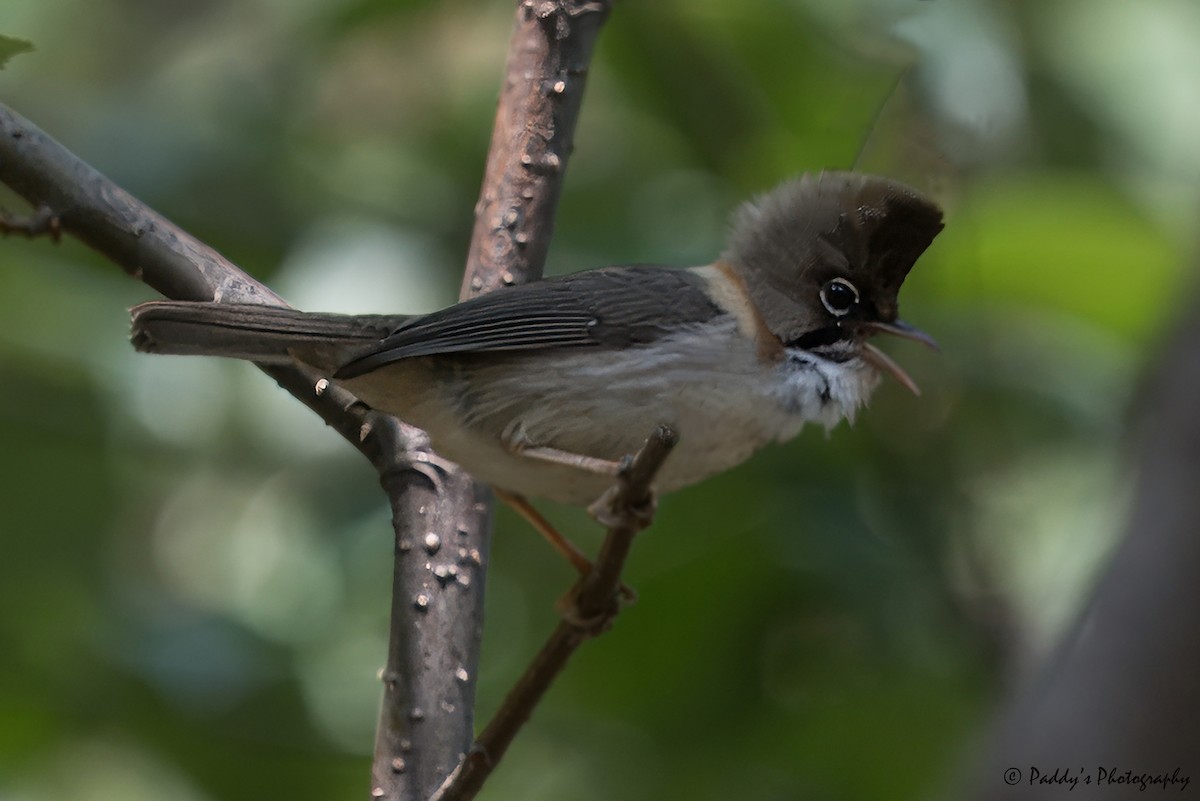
<box><xmin>130</xmin><ymin>301</ymin><xmax>405</xmax><ymax>369</ymax></box>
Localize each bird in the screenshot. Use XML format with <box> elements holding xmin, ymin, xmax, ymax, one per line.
<box><xmin>131</xmin><ymin>171</ymin><xmax>943</xmax><ymax>569</ymax></box>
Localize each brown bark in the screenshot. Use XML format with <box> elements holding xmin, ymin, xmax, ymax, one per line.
<box><xmin>2</xmin><ymin>1</ymin><xmax>622</xmax><ymax>797</ymax></box>
<box><xmin>460</xmin><ymin>0</ymin><xmax>613</xmax><ymax>299</ymax></box>
<box><xmin>0</xmin><ymin>100</ymin><xmax>490</xmax><ymax>801</ymax></box>
<box><xmin>373</xmin><ymin>1</ymin><xmax>614</xmax><ymax>797</ymax></box>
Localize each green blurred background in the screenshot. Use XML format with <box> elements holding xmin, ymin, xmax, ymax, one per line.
<box><xmin>2</xmin><ymin>0</ymin><xmax>1198</xmax><ymax>799</ymax></box>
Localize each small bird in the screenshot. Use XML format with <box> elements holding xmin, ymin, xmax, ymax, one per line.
<box><xmin>132</xmin><ymin>172</ymin><xmax>942</xmax><ymax>565</ymax></box>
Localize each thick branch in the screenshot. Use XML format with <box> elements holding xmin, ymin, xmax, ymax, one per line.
<box><xmin>0</xmin><ymin>104</ymin><xmax>282</xmax><ymax>306</ymax></box>
<box><xmin>370</xmin><ymin>420</ymin><xmax>494</xmax><ymax>799</ymax></box>
<box><xmin>372</xmin><ymin>1</ymin><xmax>613</xmax><ymax>798</ymax></box>
<box><xmin>3</xmin><ymin>0</ymin><xmax>616</xmax><ymax>795</ymax></box>
<box><xmin>0</xmin><ymin>100</ymin><xmax>489</xmax><ymax>798</ymax></box>
<box><xmin>0</xmin><ymin>104</ymin><xmax>417</xmax><ymax>472</ymax></box>
<box><xmin>361</xmin><ymin>0</ymin><xmax>620</xmax><ymax>787</ymax></box>
<box><xmin>431</xmin><ymin>426</ymin><xmax>677</xmax><ymax>801</ymax></box>
<box><xmin>460</xmin><ymin>0</ymin><xmax>612</xmax><ymax>298</ymax></box>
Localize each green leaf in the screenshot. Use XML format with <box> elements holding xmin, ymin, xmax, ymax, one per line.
<box><xmin>0</xmin><ymin>35</ymin><xmax>34</xmax><ymax>69</ymax></box>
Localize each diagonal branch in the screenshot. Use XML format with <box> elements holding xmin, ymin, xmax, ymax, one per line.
<box><xmin>0</xmin><ymin>104</ymin><xmax>284</xmax><ymax>307</ymax></box>
<box><xmin>0</xmin><ymin>100</ymin><xmax>488</xmax><ymax>798</ymax></box>
<box><xmin>461</xmin><ymin>0</ymin><xmax>613</xmax><ymax>299</ymax></box>
<box><xmin>2</xmin><ymin>0</ymin><xmax>616</xmax><ymax>796</ymax></box>
<box><xmin>0</xmin><ymin>102</ymin><xmax>396</xmax><ymax>459</ymax></box>
<box><xmin>430</xmin><ymin>426</ymin><xmax>677</xmax><ymax>801</ymax></box>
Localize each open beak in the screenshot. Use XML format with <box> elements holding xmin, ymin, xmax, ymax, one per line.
<box><xmin>859</xmin><ymin>319</ymin><xmax>940</xmax><ymax>352</ymax></box>
<box><xmin>855</xmin><ymin>319</ymin><xmax>938</xmax><ymax>396</ymax></box>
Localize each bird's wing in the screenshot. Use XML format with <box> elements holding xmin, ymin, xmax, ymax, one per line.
<box><xmin>334</xmin><ymin>265</ymin><xmax>723</xmax><ymax>379</ymax></box>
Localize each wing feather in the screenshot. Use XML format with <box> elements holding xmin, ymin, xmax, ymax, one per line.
<box><xmin>335</xmin><ymin>266</ymin><xmax>723</xmax><ymax>378</ymax></box>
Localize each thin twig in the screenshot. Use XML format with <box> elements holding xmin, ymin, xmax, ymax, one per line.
<box><xmin>430</xmin><ymin>426</ymin><xmax>677</xmax><ymax>801</ymax></box>
<box><xmin>0</xmin><ymin>204</ymin><xmax>61</xmax><ymax>241</ymax></box>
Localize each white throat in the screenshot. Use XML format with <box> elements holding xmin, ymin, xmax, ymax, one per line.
<box><xmin>772</xmin><ymin>347</ymin><xmax>881</xmax><ymax>435</ymax></box>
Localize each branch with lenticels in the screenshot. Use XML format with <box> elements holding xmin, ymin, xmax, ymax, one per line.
<box><xmin>0</xmin><ymin>1</ymin><xmax>674</xmax><ymax>799</ymax></box>
<box><xmin>0</xmin><ymin>98</ymin><xmax>487</xmax><ymax>799</ymax></box>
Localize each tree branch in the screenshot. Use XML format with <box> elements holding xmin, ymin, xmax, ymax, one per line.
<box><xmin>0</xmin><ymin>103</ymin><xmax>401</xmax><ymax>466</ymax></box>
<box><xmin>0</xmin><ymin>104</ymin><xmax>282</xmax><ymax>306</ymax></box>
<box><xmin>460</xmin><ymin>0</ymin><xmax>612</xmax><ymax>299</ymax></box>
<box><xmin>3</xmin><ymin>0</ymin><xmax>615</xmax><ymax>795</ymax></box>
<box><xmin>370</xmin><ymin>419</ymin><xmax>494</xmax><ymax>799</ymax></box>
<box><xmin>0</xmin><ymin>101</ymin><xmax>489</xmax><ymax>799</ymax></box>
<box><xmin>371</xmin><ymin>0</ymin><xmax>613</xmax><ymax>796</ymax></box>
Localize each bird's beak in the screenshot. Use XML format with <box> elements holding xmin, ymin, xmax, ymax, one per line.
<box><xmin>854</xmin><ymin>319</ymin><xmax>938</xmax><ymax>396</ymax></box>
<box><xmin>860</xmin><ymin>319</ymin><xmax>940</xmax><ymax>352</ymax></box>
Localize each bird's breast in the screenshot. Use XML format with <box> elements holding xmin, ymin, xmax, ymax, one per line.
<box><xmin>366</xmin><ymin>318</ymin><xmax>876</xmax><ymax>505</ymax></box>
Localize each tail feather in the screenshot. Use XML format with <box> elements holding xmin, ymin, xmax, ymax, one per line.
<box><xmin>131</xmin><ymin>301</ymin><xmax>407</xmax><ymax>370</ymax></box>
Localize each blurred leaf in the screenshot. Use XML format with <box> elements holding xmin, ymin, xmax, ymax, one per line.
<box><xmin>938</xmin><ymin>174</ymin><xmax>1180</xmax><ymax>339</ymax></box>
<box><xmin>2</xmin><ymin>1</ymin><xmax>1197</xmax><ymax>799</ymax></box>
<box><xmin>0</xmin><ymin>34</ymin><xmax>33</xmax><ymax>69</ymax></box>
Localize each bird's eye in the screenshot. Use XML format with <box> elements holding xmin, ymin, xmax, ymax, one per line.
<box><xmin>820</xmin><ymin>278</ymin><xmax>859</xmax><ymax>316</ymax></box>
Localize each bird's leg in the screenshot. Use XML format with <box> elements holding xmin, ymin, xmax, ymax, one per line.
<box><xmin>493</xmin><ymin>488</ymin><xmax>636</xmax><ymax>603</ymax></box>
<box><xmin>492</xmin><ymin>488</ymin><xmax>595</xmax><ymax>576</ymax></box>
<box><xmin>499</xmin><ymin>429</ymin><xmax>641</xmax><ymax>597</ymax></box>
<box><xmin>503</xmin><ymin>427</ymin><xmax>624</xmax><ymax>476</ymax></box>
<box><xmin>509</xmin><ymin>444</ymin><xmax>624</xmax><ymax>477</ymax></box>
